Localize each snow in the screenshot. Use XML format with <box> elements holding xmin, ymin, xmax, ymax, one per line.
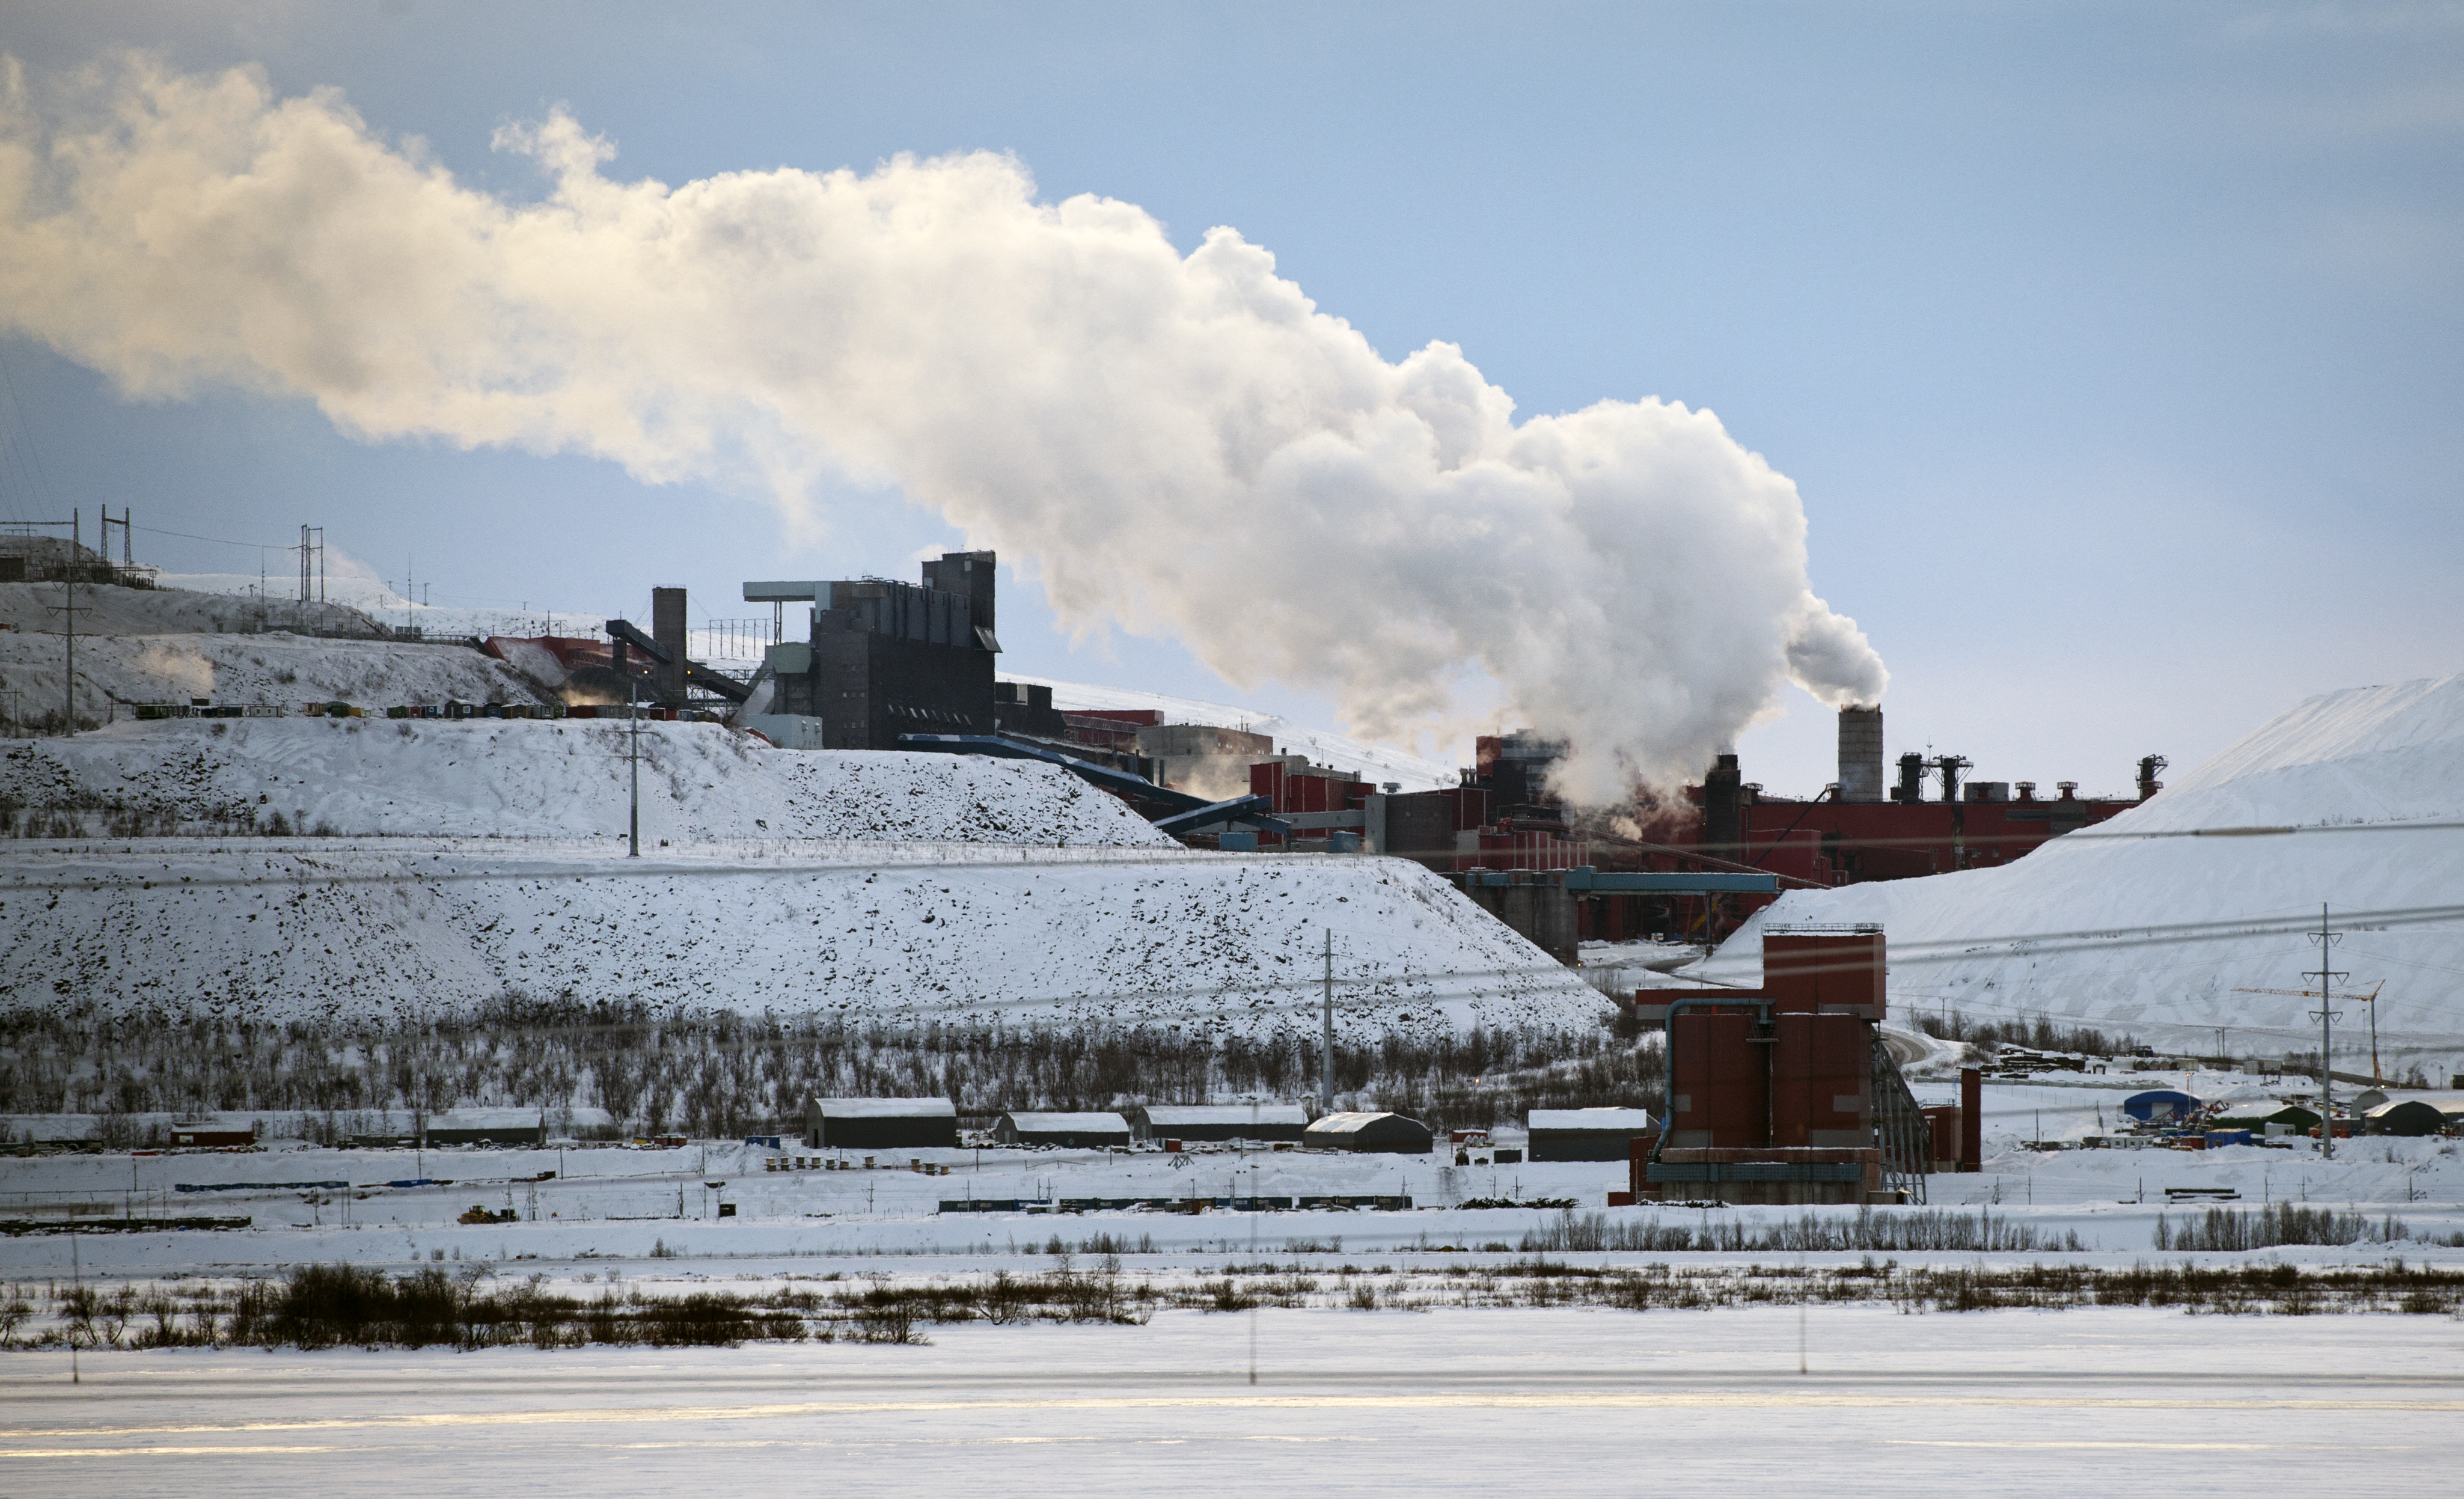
<box><xmin>1137</xmin><ymin>1105</ymin><xmax>1310</xmax><ymax>1128</ymax></box>
<box><xmin>0</xmin><ymin>837</ymin><xmax>1595</xmax><ymax>1028</ymax></box>
<box><xmin>0</xmin><ymin>718</ymin><xmax>1178</xmax><ymax>842</ymax></box>
<box><xmin>1696</xmin><ymin>673</ymin><xmax>2464</xmax><ymax>1075</ymax></box>
<box><xmin>1527</xmin><ymin>1108</ymin><xmax>1656</xmax><ymax>1131</ymax></box>
<box><xmin>813</xmin><ymin>1098</ymin><xmax>957</xmax><ymax>1119</ymax></box>
<box><xmin>5</xmin><ymin>1119</ymin><xmax>2462</xmax><ymax>1496</ymax></box>
<box><xmin>4</xmin><ymin>1307</ymin><xmax>2456</xmax><ymax>1497</ymax></box>
<box><xmin>4</xmin><ymin>1306</ymin><xmax>2460</xmax><ymax>1498</ymax></box>
<box><xmin>1009</xmin><ymin>672</ymin><xmax>1458</xmax><ymax>792</ymax></box>
<box><xmin>0</xmin><ymin>626</ymin><xmax>551</xmax><ymax>721</ymax></box>
<box><xmin>1000</xmin><ymin>1111</ymin><xmax>1131</xmax><ymax>1132</ymax></box>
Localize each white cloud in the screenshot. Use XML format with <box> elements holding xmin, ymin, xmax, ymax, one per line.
<box><xmin>0</xmin><ymin>54</ymin><xmax>1887</xmax><ymax>802</ymax></box>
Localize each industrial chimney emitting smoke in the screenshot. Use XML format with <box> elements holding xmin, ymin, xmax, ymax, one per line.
<box><xmin>1836</xmin><ymin>706</ymin><xmax>1884</xmax><ymax>802</ymax></box>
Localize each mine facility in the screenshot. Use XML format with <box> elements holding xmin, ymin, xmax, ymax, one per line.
<box><xmin>453</xmin><ymin>548</ymin><xmax>2164</xmax><ymax>963</ymax></box>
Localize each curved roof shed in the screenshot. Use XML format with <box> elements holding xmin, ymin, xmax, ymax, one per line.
<box><xmin>2121</xmin><ymin>1090</ymin><xmax>2203</xmax><ymax>1123</ymax></box>
<box><xmin>2363</xmin><ymin>1099</ymin><xmax>2448</xmax><ymax>1137</ymax></box>
<box><xmin>805</xmin><ymin>1096</ymin><xmax>958</xmax><ymax>1150</ymax></box>
<box><xmin>1301</xmin><ymin>1111</ymin><xmax>1433</xmax><ymax>1155</ymax></box>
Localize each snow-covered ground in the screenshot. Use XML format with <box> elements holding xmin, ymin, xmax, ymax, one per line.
<box><xmin>8</xmin><ymin>1080</ymin><xmax>2458</xmax><ymax>1497</ymax></box>
<box><xmin>5</xmin><ymin>1306</ymin><xmax>2455</xmax><ymax>1498</ymax></box>
<box><xmin>153</xmin><ymin>570</ymin><xmax>622</xmax><ymax>644</ymax></box>
<box><xmin>0</xmin><ymin>718</ymin><xmax>1179</xmax><ymax>842</ymax></box>
<box><xmin>6</xmin><ymin>1067</ymin><xmax>2459</xmax><ymax>1263</ymax></box>
<box><xmin>0</xmin><ymin>629</ymin><xmax>551</xmax><ymax>721</ymax></box>
<box><xmin>0</xmin><ymin>835</ymin><xmax>1592</xmax><ymax>1027</ymax></box>
<box><xmin>1698</xmin><ymin>673</ymin><xmax>2464</xmax><ymax>1076</ymax></box>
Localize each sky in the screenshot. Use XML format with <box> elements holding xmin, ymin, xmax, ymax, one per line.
<box><xmin>0</xmin><ymin>0</ymin><xmax>2456</xmax><ymax>799</ymax></box>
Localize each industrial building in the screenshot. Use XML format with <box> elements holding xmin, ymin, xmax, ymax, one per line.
<box><xmin>803</xmin><ymin>1097</ymin><xmax>959</xmax><ymax>1151</ymax></box>
<box><xmin>1125</xmin><ymin>1103</ymin><xmax>1309</xmax><ymax>1144</ymax></box>
<box><xmin>744</xmin><ymin>551</ymin><xmax>1000</xmax><ymax>751</ymax></box>
<box><xmin>1301</xmin><ymin>1111</ymin><xmax>1433</xmax><ymax>1154</ymax></box>
<box><xmin>1629</xmin><ymin>926</ymin><xmax>1930</xmax><ymax>1204</ymax></box>
<box><xmin>1524</xmin><ymin>1107</ymin><xmax>1657</xmax><ymax>1162</ymax></box>
<box><xmin>422</xmin><ymin>1113</ymin><xmax>546</xmax><ymax>1147</ymax></box>
<box><xmin>1137</xmin><ymin>722</ymin><xmax>1277</xmax><ymax>795</ymax></box>
<box><xmin>994</xmin><ymin>1111</ymin><xmax>1133</xmax><ymax>1149</ymax></box>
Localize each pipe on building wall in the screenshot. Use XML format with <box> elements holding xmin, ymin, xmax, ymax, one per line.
<box><xmin>1959</xmin><ymin>1066</ymin><xmax>1982</xmax><ymax>1172</ymax></box>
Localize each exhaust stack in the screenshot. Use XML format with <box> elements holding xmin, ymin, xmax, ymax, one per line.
<box><xmin>1836</xmin><ymin>705</ymin><xmax>1883</xmax><ymax>802</ymax></box>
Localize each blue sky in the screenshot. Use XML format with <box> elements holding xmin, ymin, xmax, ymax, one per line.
<box><xmin>0</xmin><ymin>1</ymin><xmax>2456</xmax><ymax>796</ymax></box>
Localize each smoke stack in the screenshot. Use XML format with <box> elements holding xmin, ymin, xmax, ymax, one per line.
<box><xmin>1836</xmin><ymin>705</ymin><xmax>1883</xmax><ymax>802</ymax></box>
<box><xmin>1892</xmin><ymin>753</ymin><xmax>1925</xmax><ymax>804</ymax></box>
<box><xmin>651</xmin><ymin>587</ymin><xmax>688</xmax><ymax>704</ymax></box>
<box><xmin>1701</xmin><ymin>753</ymin><xmax>1742</xmax><ymax>859</ymax></box>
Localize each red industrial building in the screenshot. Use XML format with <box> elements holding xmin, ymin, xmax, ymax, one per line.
<box><xmin>1624</xmin><ymin>926</ymin><xmax>1934</xmax><ymax>1204</ymax></box>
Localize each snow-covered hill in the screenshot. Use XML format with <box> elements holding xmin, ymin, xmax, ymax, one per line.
<box><xmin>0</xmin><ymin>627</ymin><xmax>551</xmax><ymax>725</ymax></box>
<box><xmin>0</xmin><ymin>718</ymin><xmax>1179</xmax><ymax>844</ymax></box>
<box><xmin>1696</xmin><ymin>674</ymin><xmax>2464</xmax><ymax>1076</ymax></box>
<box><xmin>0</xmin><ymin>838</ymin><xmax>1596</xmax><ymax>1031</ymax></box>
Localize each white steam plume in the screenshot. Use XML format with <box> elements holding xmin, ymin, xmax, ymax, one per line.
<box><xmin>0</xmin><ymin>57</ymin><xmax>1886</xmax><ymax>801</ymax></box>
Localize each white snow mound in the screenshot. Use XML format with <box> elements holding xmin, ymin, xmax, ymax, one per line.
<box><xmin>0</xmin><ymin>840</ymin><xmax>1596</xmax><ymax>1033</ymax></box>
<box><xmin>0</xmin><ymin>718</ymin><xmax>1179</xmax><ymax>844</ymax></box>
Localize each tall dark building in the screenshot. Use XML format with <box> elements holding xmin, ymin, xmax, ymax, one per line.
<box><xmin>750</xmin><ymin>551</ymin><xmax>1000</xmax><ymax>750</ymax></box>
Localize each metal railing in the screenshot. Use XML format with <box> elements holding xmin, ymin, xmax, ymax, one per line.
<box><xmin>1871</xmin><ymin>1033</ymin><xmax>1930</xmax><ymax>1204</ymax></box>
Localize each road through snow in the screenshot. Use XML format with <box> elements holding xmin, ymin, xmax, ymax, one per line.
<box><xmin>4</xmin><ymin>1308</ymin><xmax>2457</xmax><ymax>1495</ymax></box>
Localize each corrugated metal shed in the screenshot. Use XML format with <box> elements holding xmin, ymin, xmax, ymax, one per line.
<box><xmin>1127</xmin><ymin>1104</ymin><xmax>1309</xmax><ymax>1143</ymax></box>
<box><xmin>1526</xmin><ymin>1107</ymin><xmax>1657</xmax><ymax>1161</ymax></box>
<box><xmin>1301</xmin><ymin>1111</ymin><xmax>1433</xmax><ymax>1155</ymax></box>
<box><xmin>805</xmin><ymin>1096</ymin><xmax>959</xmax><ymax>1150</ymax></box>
<box><xmin>995</xmin><ymin>1111</ymin><xmax>1133</xmax><ymax>1148</ymax></box>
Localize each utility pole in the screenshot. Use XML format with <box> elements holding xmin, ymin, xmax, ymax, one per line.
<box><xmin>62</xmin><ymin>510</ymin><xmax>75</xmax><ymax>736</ymax></box>
<box><xmin>2307</xmin><ymin>905</ymin><xmax>2347</xmax><ymax>1160</ymax></box>
<box><xmin>604</xmin><ymin>619</ymin><xmax>670</xmax><ymax>858</ymax></box>
<box><xmin>1320</xmin><ymin>928</ymin><xmax>1334</xmax><ymax>1112</ymax></box>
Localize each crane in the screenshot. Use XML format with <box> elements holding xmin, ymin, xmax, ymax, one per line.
<box><xmin>2234</xmin><ymin>981</ymin><xmax>2386</xmax><ymax>1084</ymax></box>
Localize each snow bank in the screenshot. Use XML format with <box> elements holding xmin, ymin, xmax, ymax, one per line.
<box><xmin>0</xmin><ymin>838</ymin><xmax>1597</xmax><ymax>1031</ymax></box>
<box><xmin>0</xmin><ymin>628</ymin><xmax>551</xmax><ymax>721</ymax></box>
<box><xmin>0</xmin><ymin>717</ymin><xmax>1179</xmax><ymax>843</ymax></box>
<box><xmin>1698</xmin><ymin>674</ymin><xmax>2464</xmax><ymax>1073</ymax></box>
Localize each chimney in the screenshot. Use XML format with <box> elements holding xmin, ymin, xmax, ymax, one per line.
<box><xmin>1892</xmin><ymin>753</ymin><xmax>1926</xmax><ymax>804</ymax></box>
<box><xmin>1836</xmin><ymin>705</ymin><xmax>1884</xmax><ymax>802</ymax></box>
<box><xmin>1701</xmin><ymin>753</ymin><xmax>1742</xmax><ymax>859</ymax></box>
<box><xmin>651</xmin><ymin>587</ymin><xmax>688</xmax><ymax>704</ymax></box>
<box><xmin>1934</xmin><ymin>754</ymin><xmax>1971</xmax><ymax>805</ymax></box>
